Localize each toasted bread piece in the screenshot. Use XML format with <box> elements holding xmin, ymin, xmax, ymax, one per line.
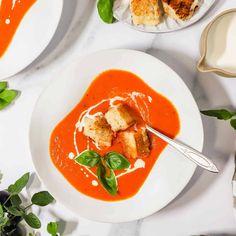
<box><xmin>135</xmin><ymin>129</ymin><xmax>150</xmax><ymax>157</ymax></box>
<box><xmin>119</xmin><ymin>131</ymin><xmax>138</xmax><ymax>159</ymax></box>
<box><xmin>130</xmin><ymin>0</ymin><xmax>161</xmax><ymax>26</ymax></box>
<box><xmin>83</xmin><ymin>115</ymin><xmax>113</xmax><ymax>147</ymax></box>
<box><xmin>119</xmin><ymin>128</ymin><xmax>151</xmax><ymax>158</ymax></box>
<box><xmin>105</xmin><ymin>104</ymin><xmax>136</xmax><ymax>132</ymax></box>
<box><xmin>162</xmin><ymin>0</ymin><xmax>199</xmax><ymax>21</ymax></box>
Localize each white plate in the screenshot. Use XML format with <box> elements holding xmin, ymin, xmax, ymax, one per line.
<box><xmin>114</xmin><ymin>0</ymin><xmax>216</xmax><ymax>33</ymax></box>
<box><xmin>0</xmin><ymin>0</ymin><xmax>63</xmax><ymax>80</ymax></box>
<box><xmin>29</xmin><ymin>49</ymin><xmax>203</xmax><ymax>222</ymax></box>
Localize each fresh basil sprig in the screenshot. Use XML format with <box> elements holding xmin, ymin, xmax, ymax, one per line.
<box><xmin>201</xmin><ymin>109</ymin><xmax>236</xmax><ymax>130</ymax></box>
<box><xmin>75</xmin><ymin>150</ymin><xmax>130</xmax><ymax>195</ymax></box>
<box><xmin>201</xmin><ymin>109</ymin><xmax>236</xmax><ymax>120</ymax></box>
<box><xmin>97</xmin><ymin>0</ymin><xmax>114</xmax><ymax>24</ymax></box>
<box><xmin>0</xmin><ymin>172</ymin><xmax>56</xmax><ymax>235</ymax></box>
<box><xmin>0</xmin><ymin>81</ymin><xmax>18</xmax><ymax>110</ymax></box>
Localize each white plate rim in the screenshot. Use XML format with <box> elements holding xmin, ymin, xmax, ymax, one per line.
<box><xmin>0</xmin><ymin>0</ymin><xmax>63</xmax><ymax>80</ymax></box>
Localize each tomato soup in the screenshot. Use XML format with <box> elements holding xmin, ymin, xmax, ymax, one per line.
<box><xmin>0</xmin><ymin>0</ymin><xmax>36</xmax><ymax>58</ymax></box>
<box><xmin>50</xmin><ymin>70</ymin><xmax>180</xmax><ymax>201</ymax></box>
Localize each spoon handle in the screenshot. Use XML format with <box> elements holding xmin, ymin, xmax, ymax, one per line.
<box><xmin>146</xmin><ymin>125</ymin><xmax>219</xmax><ymax>173</ymax></box>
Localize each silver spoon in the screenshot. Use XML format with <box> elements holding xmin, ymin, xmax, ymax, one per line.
<box><xmin>146</xmin><ymin>125</ymin><xmax>219</xmax><ymax>173</ymax></box>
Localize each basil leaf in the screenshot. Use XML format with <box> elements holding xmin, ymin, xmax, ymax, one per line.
<box><xmin>0</xmin><ymin>204</ymin><xmax>3</xmax><ymax>217</ymax></box>
<box><xmin>230</xmin><ymin>119</ymin><xmax>236</xmax><ymax>130</ymax></box>
<box><xmin>97</xmin><ymin>164</ymin><xmax>117</xmax><ymax>195</ymax></box>
<box><xmin>8</xmin><ymin>172</ymin><xmax>30</xmax><ymax>195</ymax></box>
<box><xmin>201</xmin><ymin>109</ymin><xmax>236</xmax><ymax>120</ymax></box>
<box><xmin>0</xmin><ymin>82</ymin><xmax>7</xmax><ymax>93</ymax></box>
<box><xmin>0</xmin><ymin>89</ymin><xmax>18</xmax><ymax>110</ymax></box>
<box><xmin>97</xmin><ymin>0</ymin><xmax>114</xmax><ymax>24</ymax></box>
<box><xmin>5</xmin><ymin>206</ymin><xmax>22</xmax><ymax>216</ymax></box>
<box><xmin>0</xmin><ymin>98</ymin><xmax>10</xmax><ymax>110</ymax></box>
<box><xmin>47</xmin><ymin>221</ymin><xmax>58</xmax><ymax>236</ymax></box>
<box><xmin>0</xmin><ymin>217</ymin><xmax>8</xmax><ymax>227</ymax></box>
<box><xmin>23</xmin><ymin>213</ymin><xmax>41</xmax><ymax>229</ymax></box>
<box><xmin>105</xmin><ymin>152</ymin><xmax>130</xmax><ymax>170</ymax></box>
<box><xmin>10</xmin><ymin>195</ymin><xmax>22</xmax><ymax>206</ymax></box>
<box><xmin>31</xmin><ymin>191</ymin><xmax>54</xmax><ymax>207</ymax></box>
<box><xmin>75</xmin><ymin>150</ymin><xmax>101</xmax><ymax>167</ymax></box>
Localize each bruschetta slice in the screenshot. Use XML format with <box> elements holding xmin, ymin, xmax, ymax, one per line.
<box><xmin>162</xmin><ymin>0</ymin><xmax>199</xmax><ymax>21</ymax></box>
<box><xmin>130</xmin><ymin>0</ymin><xmax>161</xmax><ymax>26</ymax></box>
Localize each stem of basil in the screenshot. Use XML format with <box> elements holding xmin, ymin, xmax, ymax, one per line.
<box><xmin>23</xmin><ymin>203</ymin><xmax>33</xmax><ymax>211</ymax></box>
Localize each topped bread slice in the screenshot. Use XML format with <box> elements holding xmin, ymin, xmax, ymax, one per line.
<box><xmin>130</xmin><ymin>0</ymin><xmax>161</xmax><ymax>26</ymax></box>
<box><xmin>162</xmin><ymin>0</ymin><xmax>199</xmax><ymax>21</ymax></box>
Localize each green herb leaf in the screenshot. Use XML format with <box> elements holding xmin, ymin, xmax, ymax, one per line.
<box><xmin>47</xmin><ymin>221</ymin><xmax>58</xmax><ymax>236</ymax></box>
<box><xmin>10</xmin><ymin>195</ymin><xmax>22</xmax><ymax>206</ymax></box>
<box><xmin>23</xmin><ymin>213</ymin><xmax>41</xmax><ymax>229</ymax></box>
<box><xmin>6</xmin><ymin>206</ymin><xmax>22</xmax><ymax>216</ymax></box>
<box><xmin>105</xmin><ymin>152</ymin><xmax>130</xmax><ymax>170</ymax></box>
<box><xmin>8</xmin><ymin>172</ymin><xmax>30</xmax><ymax>195</ymax></box>
<box><xmin>97</xmin><ymin>164</ymin><xmax>117</xmax><ymax>195</ymax></box>
<box><xmin>0</xmin><ymin>82</ymin><xmax>7</xmax><ymax>93</ymax></box>
<box><xmin>201</xmin><ymin>109</ymin><xmax>236</xmax><ymax>120</ymax></box>
<box><xmin>0</xmin><ymin>89</ymin><xmax>18</xmax><ymax>110</ymax></box>
<box><xmin>97</xmin><ymin>0</ymin><xmax>114</xmax><ymax>24</ymax></box>
<box><xmin>31</xmin><ymin>191</ymin><xmax>54</xmax><ymax>207</ymax></box>
<box><xmin>230</xmin><ymin>119</ymin><xmax>236</xmax><ymax>130</ymax></box>
<box><xmin>0</xmin><ymin>204</ymin><xmax>3</xmax><ymax>217</ymax></box>
<box><xmin>0</xmin><ymin>217</ymin><xmax>8</xmax><ymax>227</ymax></box>
<box><xmin>75</xmin><ymin>150</ymin><xmax>101</xmax><ymax>167</ymax></box>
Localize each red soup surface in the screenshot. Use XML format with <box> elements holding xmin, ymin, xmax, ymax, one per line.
<box><xmin>0</xmin><ymin>0</ymin><xmax>36</xmax><ymax>58</ymax></box>
<box><xmin>50</xmin><ymin>69</ymin><xmax>180</xmax><ymax>201</ymax></box>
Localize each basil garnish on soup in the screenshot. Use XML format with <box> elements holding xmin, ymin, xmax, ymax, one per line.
<box><xmin>74</xmin><ymin>150</ymin><xmax>130</xmax><ymax>195</ymax></box>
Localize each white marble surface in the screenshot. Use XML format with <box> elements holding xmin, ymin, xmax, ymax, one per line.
<box><xmin>0</xmin><ymin>0</ymin><xmax>236</xmax><ymax>235</ymax></box>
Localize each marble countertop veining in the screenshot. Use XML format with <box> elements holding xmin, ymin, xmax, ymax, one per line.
<box><xmin>0</xmin><ymin>0</ymin><xmax>236</xmax><ymax>235</ymax></box>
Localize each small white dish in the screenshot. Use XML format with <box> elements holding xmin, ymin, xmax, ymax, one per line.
<box><xmin>29</xmin><ymin>49</ymin><xmax>204</xmax><ymax>222</ymax></box>
<box><xmin>198</xmin><ymin>8</ymin><xmax>236</xmax><ymax>77</ymax></box>
<box><xmin>114</xmin><ymin>0</ymin><xmax>216</xmax><ymax>33</ymax></box>
<box><xmin>0</xmin><ymin>0</ymin><xmax>63</xmax><ymax>80</ymax></box>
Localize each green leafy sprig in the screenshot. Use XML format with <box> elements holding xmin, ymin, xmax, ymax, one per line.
<box><xmin>0</xmin><ymin>81</ymin><xmax>18</xmax><ymax>110</ymax></box>
<box><xmin>0</xmin><ymin>173</ymin><xmax>55</xmax><ymax>235</ymax></box>
<box><xmin>97</xmin><ymin>0</ymin><xmax>114</xmax><ymax>24</ymax></box>
<box><xmin>201</xmin><ymin>109</ymin><xmax>236</xmax><ymax>130</ymax></box>
<box><xmin>75</xmin><ymin>150</ymin><xmax>130</xmax><ymax>195</ymax></box>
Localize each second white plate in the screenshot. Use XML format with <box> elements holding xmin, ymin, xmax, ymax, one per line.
<box><xmin>0</xmin><ymin>0</ymin><xmax>63</xmax><ymax>80</ymax></box>
<box><xmin>114</xmin><ymin>0</ymin><xmax>216</xmax><ymax>33</ymax></box>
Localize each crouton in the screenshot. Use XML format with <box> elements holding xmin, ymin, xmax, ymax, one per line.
<box><xmin>162</xmin><ymin>0</ymin><xmax>199</xmax><ymax>21</ymax></box>
<box><xmin>119</xmin><ymin>128</ymin><xmax>151</xmax><ymax>158</ymax></box>
<box><xmin>135</xmin><ymin>128</ymin><xmax>151</xmax><ymax>157</ymax></box>
<box><xmin>105</xmin><ymin>104</ymin><xmax>136</xmax><ymax>132</ymax></box>
<box><xmin>83</xmin><ymin>115</ymin><xmax>113</xmax><ymax>147</ymax></box>
<box><xmin>119</xmin><ymin>131</ymin><xmax>138</xmax><ymax>159</ymax></box>
<box><xmin>130</xmin><ymin>0</ymin><xmax>161</xmax><ymax>26</ymax></box>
